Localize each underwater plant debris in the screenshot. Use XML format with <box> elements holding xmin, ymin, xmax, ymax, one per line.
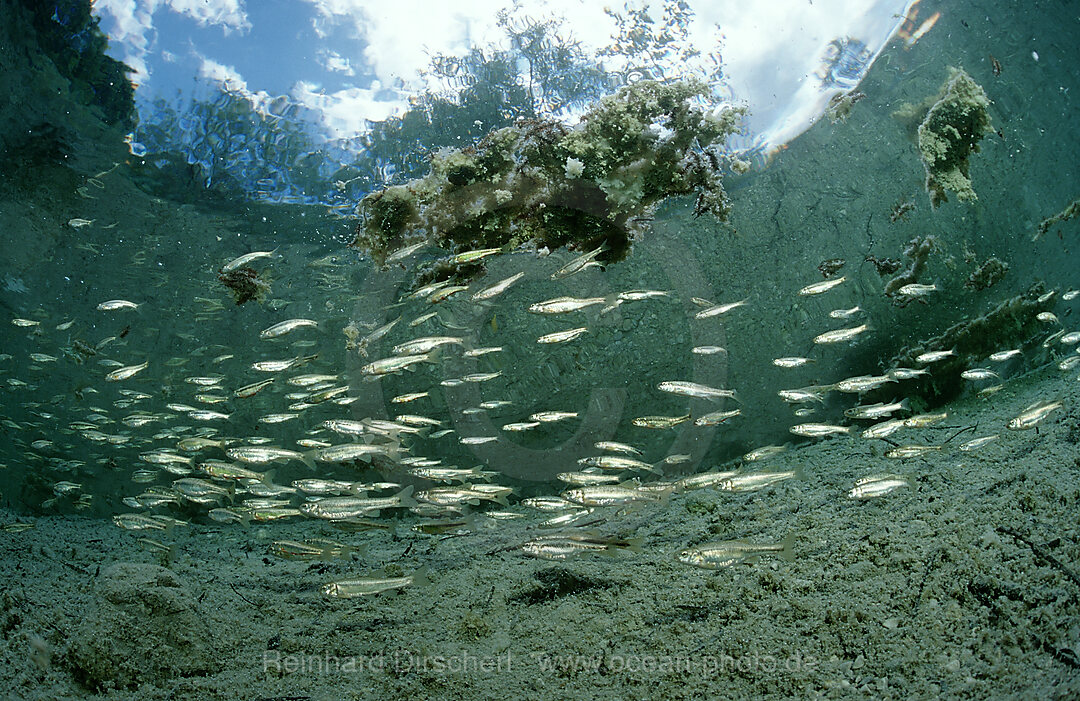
<box><xmin>350</xmin><ymin>79</ymin><xmax>745</xmax><ymax>287</ymax></box>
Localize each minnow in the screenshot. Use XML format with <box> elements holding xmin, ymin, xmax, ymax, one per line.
<box><xmin>789</xmin><ymin>423</ymin><xmax>850</xmax><ymax>437</ymax></box>
<box><xmin>251</xmin><ymin>357</ymin><xmax>304</xmax><ymax>372</ymax></box>
<box><xmin>361</xmin><ymin>352</ymin><xmax>434</xmax><ymax>375</ymax></box>
<box><xmin>773</xmin><ymin>357</ymin><xmax>814</xmax><ymax>368</ymax></box>
<box><xmin>391</xmin><ymin>391</ymin><xmax>429</xmax><ymax>403</ymax></box>
<box><xmin>742</xmin><ymin>445</ymin><xmax>787</xmax><ymax>462</ymax></box>
<box><xmin>428</xmin><ymin>285</ymin><xmax>470</xmax><ymax>303</ymax></box>
<box><xmin>460</xmin><ymin>436</ymin><xmax>498</xmax><ymax>445</ymax></box>
<box><xmin>829</xmin><ymin>306</ymin><xmax>862</xmax><ymax>319</ymax></box>
<box><xmin>847</xmin><ymin>474</ymin><xmax>910</xmax><ymax>499</ymax></box>
<box><xmin>658</xmin><ymin>381</ymin><xmax>738</xmax><ymax>402</ymax></box>
<box><xmin>594</xmin><ymin>441</ymin><xmax>642</xmax><ymax>455</ymax></box>
<box><xmin>778</xmin><ymin>387</ymin><xmax>827</xmax><ymax>404</ymax></box>
<box><xmin>188</xmin><ymin>410</ymin><xmax>230</xmax><ymax>421</ymax></box>
<box><xmin>408</xmin><ymin>279</ymin><xmax>453</xmax><ymax>300</ymax></box>
<box><xmin>557</xmin><ymin>471</ymin><xmax>622</xmax><ymax>486</ymax></box>
<box><xmin>561</xmin><ymin>483</ymin><xmax>670</xmax><ymax>506</ymax></box>
<box><xmin>313</xmin><ymin>443</ymin><xmax>401</xmax><ymax>464</ymax></box>
<box><xmin>719</xmin><ymin>467</ymin><xmax>804</xmax><ymax>492</ymax></box>
<box><xmin>530</xmin><ymin>411</ymin><xmax>578</xmax><ymax>423</ymax></box>
<box><xmin>472</xmin><ymin>271</ymin><xmax>525</xmax><ymax>301</ymax></box>
<box><xmin>896</xmin><ymin>283</ymin><xmax>938</xmax><ymax>296</ymax></box>
<box><xmin>384</xmin><ymin>240</ymin><xmax>428</xmax><ymax>263</ymax></box>
<box><xmin>354</xmin><ymin>316</ymin><xmax>401</xmax><ymax>355</ymax></box>
<box><xmin>222</xmin><ymin>249</ymin><xmax>276</xmax><ymax>271</ymax></box>
<box><xmin>185</xmin><ymin>376</ymin><xmax>224</xmax><ymax>386</ymax></box>
<box><xmin>959</xmin><ymin>434</ymin><xmax>1000</xmax><ymax>451</ymax></box>
<box><xmin>551</xmin><ymin>245</ymin><xmax>604</xmax><ymax>279</ymax></box>
<box><xmin>631</xmin><ymin>413</ymin><xmax>691</xmax><ymax>429</ymax></box>
<box><xmin>1007</xmin><ymin>399</ymin><xmax>1063</xmax><ymax>430</ymax></box>
<box><xmin>961</xmin><ymin>368</ymin><xmax>1000</xmax><ymax>381</ymax></box>
<box><xmin>833</xmin><ymin>374</ymin><xmax>896</xmax><ymax>393</ymax></box>
<box><xmin>798</xmin><ymin>276</ymin><xmax>846</xmax><ymax>295</ymax></box>
<box><xmin>617</xmin><ymin>290</ymin><xmax>671</xmax><ymax>301</ymax></box>
<box><xmin>301</xmin><ymin>487</ymin><xmax>416</xmax><ymax>519</ymax></box>
<box><xmin>903</xmin><ymin>412</ymin><xmax>947</xmax><ymax>428</ymax></box>
<box><xmin>259</xmin><ymin>413</ymin><xmax>299</xmax><ymax>424</ymax></box>
<box><xmin>96</xmin><ymin>299</ymin><xmax>140</xmax><ymax>311</ymax></box>
<box><xmin>226</xmin><ymin>445</ymin><xmax>314</xmax><ymax>469</ymax></box>
<box><xmin>521</xmin><ymin>534</ymin><xmax>642</xmax><ymax>560</ymax></box>
<box><xmin>260</xmin><ymin>319</ymin><xmax>318</xmax><ymax>339</ymax></box>
<box><xmin>408</xmin><ymin>466</ymin><xmax>497</xmax><ymax>483</ymax></box>
<box><xmin>502</xmin><ymin>421</ymin><xmax>540</xmax><ymax>432</ymax></box>
<box><xmin>528</xmin><ymin>296</ymin><xmax>607</xmax><ymax>314</ymax></box>
<box><xmin>861</xmin><ymin>419</ymin><xmax>907</xmax><ymax>439</ymax></box>
<box><xmin>988</xmin><ymin>349</ymin><xmax>1022</xmax><ymax>362</ymax></box>
<box><xmin>449</xmin><ymin>247</ymin><xmax>501</xmax><ymax>265</ymax></box>
<box><xmin>321</xmin><ymin>566</ymin><xmax>428</xmax><ymax>598</ymax></box>
<box><xmin>408</xmin><ymin>311</ymin><xmax>438</xmax><ymax>327</ymax></box>
<box><xmin>577</xmin><ymin>455</ymin><xmax>660</xmax><ymax>473</ymax></box>
<box><xmin>915</xmin><ymin>349</ymin><xmax>956</xmax><ymax>363</ymax></box>
<box><xmin>693</xmin><ymin>409</ymin><xmax>741</xmax><ymax>426</ymax></box>
<box><xmin>813</xmin><ymin>324</ymin><xmax>870</xmax><ymax>344</ymax></box>
<box><xmin>105</xmin><ymin>360</ymin><xmax>149</xmax><ymax>381</ymax></box>
<box><xmin>675</xmin><ymin>470</ymin><xmax>739</xmax><ymax>492</ymax></box>
<box><xmin>537</xmin><ymin>327</ymin><xmax>588</xmax><ymax>344</ymax></box>
<box><xmin>693</xmin><ymin>298</ymin><xmax>749</xmax><ymax>319</ymax></box>
<box><xmin>271</xmin><ymin>539</ymin><xmax>361</xmax><ymax>561</ymax></box>
<box><xmin>464</xmin><ymin>371</ymin><xmax>501</xmax><ymax>382</ymax></box>
<box><xmin>287</xmin><ymin>374</ymin><xmax>339</xmax><ymax>386</ymax></box>
<box><xmin>885</xmin><ymin>444</ymin><xmax>942</xmax><ymax>458</ymax></box>
<box><xmin>677</xmin><ymin>534</ymin><xmax>795</xmax><ymax>569</ymax></box>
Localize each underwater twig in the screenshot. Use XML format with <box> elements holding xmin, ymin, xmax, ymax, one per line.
<box><xmin>1040</xmin><ymin>640</ymin><xmax>1080</xmax><ymax>670</ymax></box>
<box><xmin>229</xmin><ymin>582</ymin><xmax>261</xmax><ymax>607</ymax></box>
<box><xmin>943</xmin><ymin>424</ymin><xmax>977</xmax><ymax>444</ymax></box>
<box><xmin>996</xmin><ymin>526</ymin><xmax>1080</xmax><ymax>590</ymax></box>
<box><xmin>911</xmin><ymin>549</ymin><xmax>942</xmax><ymax>612</ymax></box>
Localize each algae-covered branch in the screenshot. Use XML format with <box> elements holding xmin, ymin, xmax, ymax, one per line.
<box><xmin>895</xmin><ymin>67</ymin><xmax>993</xmax><ymax>208</ymax></box>
<box><xmin>350</xmin><ymin>79</ymin><xmax>745</xmax><ymax>285</ymax></box>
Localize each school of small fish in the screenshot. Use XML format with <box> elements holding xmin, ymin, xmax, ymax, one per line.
<box><xmin>1</xmin><ymin>241</ymin><xmax>1075</xmax><ymax>597</ymax></box>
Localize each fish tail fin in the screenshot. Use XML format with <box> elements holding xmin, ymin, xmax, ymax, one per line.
<box><xmin>396</xmin><ymin>484</ymin><xmax>417</xmax><ymax>509</ymax></box>
<box><xmin>300</xmin><ymin>452</ymin><xmax>316</xmax><ymax>470</ymax></box>
<box><xmin>410</xmin><ymin>565</ymin><xmax>431</xmax><ymax>588</ymax></box>
<box><xmin>778</xmin><ymin>532</ymin><xmax>797</xmax><ymax>562</ymax></box>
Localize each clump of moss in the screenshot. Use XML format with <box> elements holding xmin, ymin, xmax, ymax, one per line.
<box><xmin>964</xmin><ymin>257</ymin><xmax>1008</xmax><ymax>291</ymax></box>
<box><xmin>218</xmin><ymin>267</ymin><xmax>270</xmax><ymax>305</ymax></box>
<box><xmin>912</xmin><ymin>68</ymin><xmax>994</xmax><ymax>207</ymax></box>
<box><xmin>1034</xmin><ymin>196</ymin><xmax>1080</xmax><ymax>240</ymax></box>
<box><xmin>351</xmin><ymin>79</ymin><xmax>746</xmax><ymax>285</ymax></box>
<box><xmin>883</xmin><ymin>235</ymin><xmax>941</xmax><ymax>300</ymax></box>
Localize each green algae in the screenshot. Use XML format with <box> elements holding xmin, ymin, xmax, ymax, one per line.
<box><xmin>351</xmin><ymin>79</ymin><xmax>745</xmax><ymax>287</ymax></box>
<box><xmin>912</xmin><ymin>68</ymin><xmax>994</xmax><ymax>207</ymax></box>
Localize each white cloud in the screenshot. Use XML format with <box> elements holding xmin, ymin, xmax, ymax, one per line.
<box><xmin>93</xmin><ymin>0</ymin><xmax>251</xmax><ymax>83</ymax></box>
<box><xmin>301</xmin><ymin>0</ymin><xmax>617</xmax><ymax>94</ymax></box>
<box><xmin>92</xmin><ymin>0</ymin><xmax>159</xmax><ymax>81</ymax></box>
<box><xmin>198</xmin><ymin>57</ymin><xmax>249</xmax><ymax>92</ymax></box>
<box><xmin>165</xmin><ymin>0</ymin><xmax>251</xmax><ymax>33</ymax></box>
<box><xmin>291</xmin><ymin>81</ymin><xmax>403</xmax><ymax>138</ymax></box>
<box><xmin>319</xmin><ymin>50</ymin><xmax>355</xmax><ymax>76</ymax></box>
